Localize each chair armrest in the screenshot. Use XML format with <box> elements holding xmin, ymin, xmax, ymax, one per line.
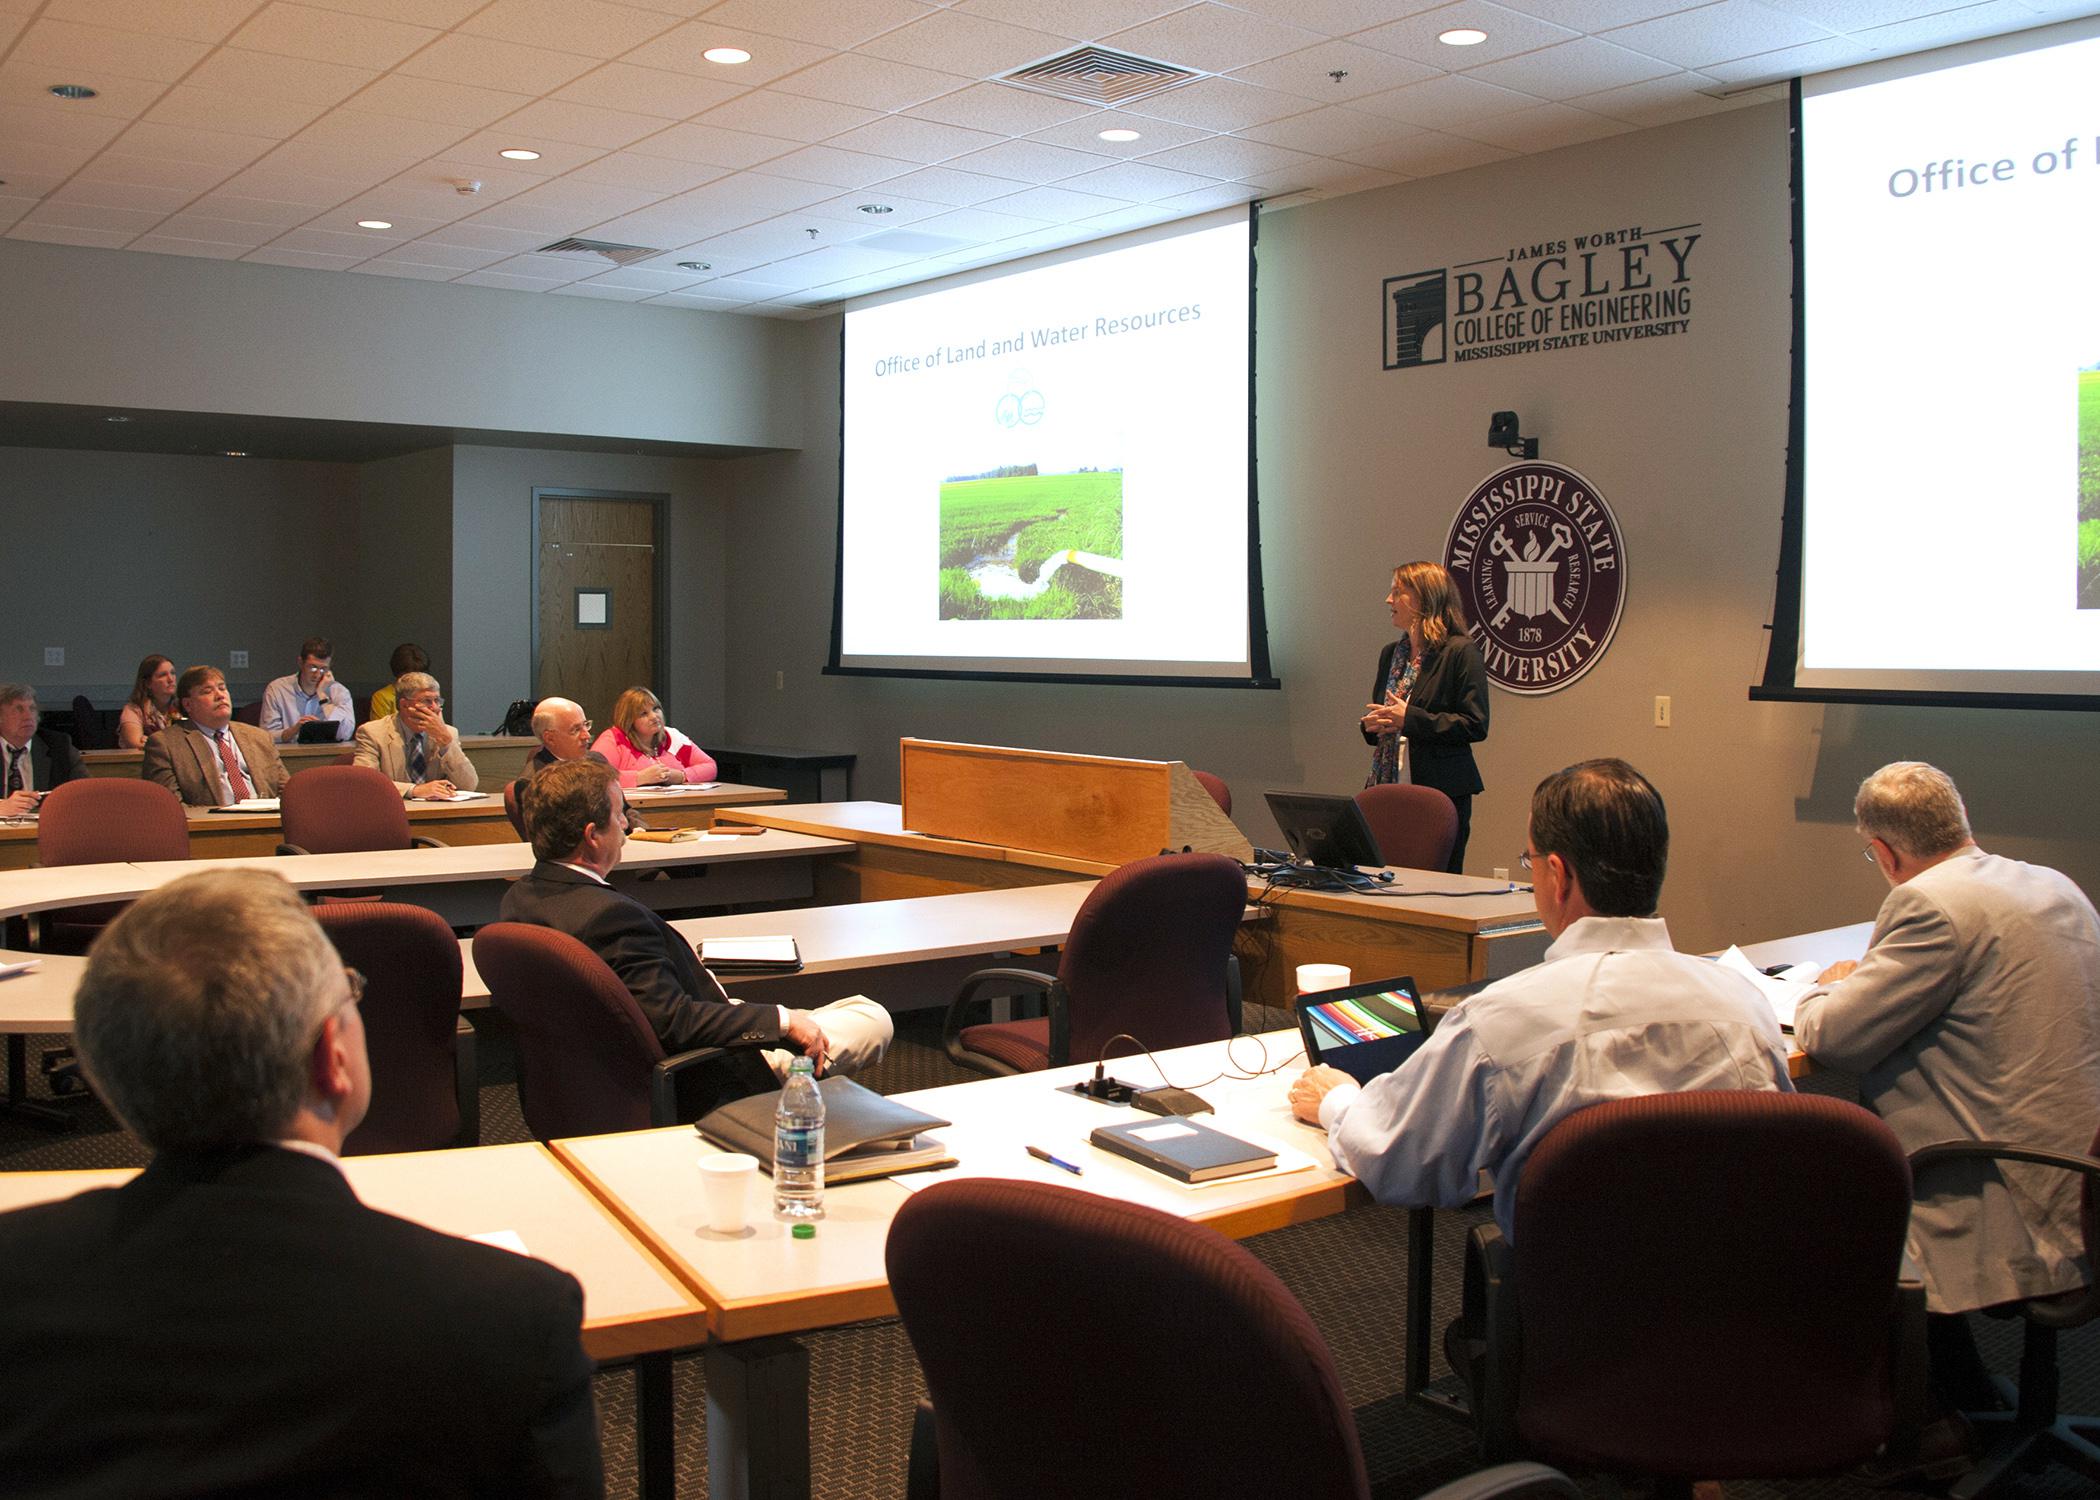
<box><xmin>1417</xmin><ymin>1461</ymin><xmax>1579</xmax><ymax>1500</ymax></box>
<box><xmin>940</xmin><ymin>966</ymin><xmax>1055</xmax><ymax>1075</ymax></box>
<box><xmin>275</xmin><ymin>842</ymin><xmax>310</xmax><ymax>856</ymax></box>
<box><xmin>1472</xmin><ymin>1221</ymin><xmax>1522</xmax><ymax>1463</ymax></box>
<box><xmin>1224</xmin><ymin>953</ymin><xmax>1243</xmax><ymax>1035</ymax></box>
<box><xmin>411</xmin><ymin>835</ymin><xmax>448</xmax><ymax>850</ymax></box>
<box><xmin>649</xmin><ymin>1045</ymin><xmax>730</xmax><ymax>1127</ymax></box>
<box><xmin>453</xmin><ymin>1015</ymin><xmax>479</xmax><ymax>1148</ymax></box>
<box><xmin>906</xmin><ymin>1398</ymin><xmax>940</xmax><ymax>1500</ymax></box>
<box><xmin>1911</xmin><ymin>1139</ymin><xmax>2100</xmax><ymax>1328</ymax></box>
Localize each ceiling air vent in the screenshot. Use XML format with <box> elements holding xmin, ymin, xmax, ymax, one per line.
<box><xmin>999</xmin><ymin>46</ymin><xmax>1199</xmax><ymax>107</ymax></box>
<box><xmin>534</xmin><ymin>237</ymin><xmax>661</xmax><ymax>266</ymax></box>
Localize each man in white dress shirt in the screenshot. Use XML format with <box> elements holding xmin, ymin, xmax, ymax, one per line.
<box><xmin>259</xmin><ymin>636</ymin><xmax>354</xmax><ymax>745</ymax></box>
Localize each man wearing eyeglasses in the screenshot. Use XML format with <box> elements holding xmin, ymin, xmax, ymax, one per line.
<box><xmin>353</xmin><ymin>671</ymin><xmax>477</xmax><ymax>799</ymax></box>
<box><xmin>0</xmin><ymin>869</ymin><xmax>602</xmax><ymax>1496</ymax></box>
<box><xmin>1795</xmin><ymin>762</ymin><xmax>2100</xmax><ymax>1414</ymax></box>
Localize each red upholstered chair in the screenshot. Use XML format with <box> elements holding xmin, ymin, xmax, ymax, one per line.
<box><xmin>1908</xmin><ymin>1127</ymin><xmax>2100</xmax><ymax>1498</ymax></box>
<box><xmin>1467</xmin><ymin>1092</ymin><xmax>1923</xmax><ymax>1488</ymax></box>
<box><xmin>472</xmin><ymin>922</ymin><xmax>731</xmax><ymax>1138</ymax></box>
<box><xmin>887</xmin><ymin>1178</ymin><xmax>1373</xmax><ymax>1500</ymax></box>
<box><xmin>233</xmin><ymin>699</ymin><xmax>263</xmax><ymax>727</ymax></box>
<box><xmin>1192</xmin><ymin>769</ymin><xmax>1232</xmax><ymax>815</ymax></box>
<box><xmin>277</xmin><ymin>764</ymin><xmax>446</xmax><ymax>855</ymax></box>
<box><xmin>316</xmin><ymin>902</ymin><xmax>477</xmax><ymax>1155</ymax></box>
<box><xmin>1354</xmin><ymin>783</ymin><xmax>1459</xmax><ymax>871</ymax></box>
<box><xmin>502</xmin><ymin>778</ymin><xmax>528</xmax><ymax>839</ymax></box>
<box><xmin>33</xmin><ymin>779</ymin><xmax>191</xmax><ymax>954</ymax></box>
<box><xmin>939</xmin><ymin>852</ymin><xmax>1245</xmax><ymax>1077</ymax></box>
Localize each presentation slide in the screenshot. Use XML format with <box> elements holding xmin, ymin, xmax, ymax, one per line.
<box><xmin>834</xmin><ymin>213</ymin><xmax>1265</xmax><ymax>683</ymax></box>
<box><xmin>1795</xmin><ymin>19</ymin><xmax>2100</xmax><ymax>697</ymax></box>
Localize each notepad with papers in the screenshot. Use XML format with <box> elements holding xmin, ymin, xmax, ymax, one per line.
<box><xmin>207</xmin><ymin>798</ymin><xmax>281</xmax><ymax>814</ymax></box>
<box><xmin>1713</xmin><ymin>946</ymin><xmax>1820</xmax><ymax>1032</ymax></box>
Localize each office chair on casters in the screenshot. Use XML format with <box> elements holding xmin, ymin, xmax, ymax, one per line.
<box><xmin>277</xmin><ymin>764</ymin><xmax>447</xmax><ymax>855</ymax></box>
<box><xmin>1908</xmin><ymin>1127</ymin><xmax>2100</xmax><ymax>1499</ymax></box>
<box><xmin>473</xmin><ymin>923</ymin><xmax>731</xmax><ymax>1138</ymax></box>
<box><xmin>939</xmin><ymin>852</ymin><xmax>1246</xmax><ymax>1077</ymax></box>
<box><xmin>34</xmin><ymin>779</ymin><xmax>190</xmax><ymax>953</ymax></box>
<box><xmin>889</xmin><ymin>1177</ymin><xmax>1374</xmax><ymax>1500</ymax></box>
<box><xmin>316</xmin><ymin>902</ymin><xmax>477</xmax><ymax>1154</ymax></box>
<box><xmin>502</xmin><ymin>779</ymin><xmax>529</xmax><ymax>839</ymax></box>
<box><xmin>1466</xmin><ymin>1091</ymin><xmax>1924</xmax><ymax>1494</ymax></box>
<box><xmin>1354</xmin><ymin>784</ymin><xmax>1458</xmax><ymax>871</ymax></box>
<box><xmin>1191</xmin><ymin>768</ymin><xmax>1232</xmax><ymax>815</ymax></box>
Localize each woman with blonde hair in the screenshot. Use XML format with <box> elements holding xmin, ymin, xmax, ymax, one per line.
<box><xmin>591</xmin><ymin>688</ymin><xmax>717</xmax><ymax>788</ymax></box>
<box><xmin>118</xmin><ymin>655</ymin><xmax>179</xmax><ymax>750</ymax></box>
<box><xmin>1359</xmin><ymin>561</ymin><xmax>1489</xmax><ymax>871</ymax></box>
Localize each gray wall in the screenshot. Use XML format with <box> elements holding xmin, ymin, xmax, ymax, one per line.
<box><xmin>722</xmin><ymin>101</ymin><xmax>2100</xmax><ymax>954</ymax></box>
<box><xmin>352</xmin><ymin>447</ymin><xmax>454</xmax><ymax>706</ymax></box>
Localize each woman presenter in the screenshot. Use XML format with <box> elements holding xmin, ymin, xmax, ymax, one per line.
<box><xmin>1360</xmin><ymin>561</ymin><xmax>1489</xmax><ymax>872</ymax></box>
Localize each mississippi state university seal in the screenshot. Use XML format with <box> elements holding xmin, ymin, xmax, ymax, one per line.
<box><xmin>1443</xmin><ymin>461</ymin><xmax>1625</xmax><ymax>695</ymax></box>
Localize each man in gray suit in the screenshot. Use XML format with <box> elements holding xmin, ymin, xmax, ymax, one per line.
<box><xmin>141</xmin><ymin>667</ymin><xmax>288</xmax><ymax>807</ymax></box>
<box><xmin>353</xmin><ymin>671</ymin><xmax>477</xmax><ymax>798</ymax></box>
<box><xmin>1796</xmin><ymin>761</ymin><xmax>2100</xmax><ymax>1423</ymax></box>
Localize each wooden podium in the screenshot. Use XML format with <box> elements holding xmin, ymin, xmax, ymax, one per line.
<box><xmin>899</xmin><ymin>739</ymin><xmax>1253</xmax><ymax>866</ymax></box>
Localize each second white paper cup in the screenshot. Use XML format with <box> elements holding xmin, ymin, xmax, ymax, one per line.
<box><xmin>698</xmin><ymin>1153</ymin><xmax>759</xmax><ymax>1233</ymax></box>
<box><xmin>1296</xmin><ymin>963</ymin><xmax>1351</xmax><ymax>994</ymax></box>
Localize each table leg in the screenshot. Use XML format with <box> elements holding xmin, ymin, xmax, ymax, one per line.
<box><xmin>637</xmin><ymin>1351</ymin><xmax>675</xmax><ymax>1500</ymax></box>
<box><xmin>3</xmin><ymin>1035</ymin><xmax>73</xmax><ymax>1129</ymax></box>
<box><xmin>1405</xmin><ymin>1205</ymin><xmax>1471</xmax><ymax>1421</ymax></box>
<box><xmin>705</xmin><ymin>1335</ymin><xmax>812</xmax><ymax>1500</ymax></box>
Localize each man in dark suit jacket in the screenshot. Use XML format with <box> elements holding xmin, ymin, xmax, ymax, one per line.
<box><xmin>141</xmin><ymin>664</ymin><xmax>289</xmax><ymax>806</ymax></box>
<box><xmin>0</xmin><ymin>868</ymin><xmax>603</xmax><ymax>1498</ymax></box>
<box><xmin>501</xmin><ymin>759</ymin><xmax>890</xmax><ymax>1109</ymax></box>
<box><xmin>0</xmin><ymin>684</ymin><xmax>84</xmax><ymax>816</ymax></box>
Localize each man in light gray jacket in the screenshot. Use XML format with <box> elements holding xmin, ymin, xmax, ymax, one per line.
<box><xmin>352</xmin><ymin>672</ymin><xmax>476</xmax><ymax>799</ymax></box>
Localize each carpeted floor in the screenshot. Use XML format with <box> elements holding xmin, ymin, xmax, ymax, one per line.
<box><xmin>3</xmin><ymin>1009</ymin><xmax>2094</xmax><ymax>1500</ymax></box>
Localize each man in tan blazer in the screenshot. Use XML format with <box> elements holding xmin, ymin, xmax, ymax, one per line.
<box><xmin>142</xmin><ymin>667</ymin><xmax>288</xmax><ymax>807</ymax></box>
<box><xmin>352</xmin><ymin>672</ymin><xmax>477</xmax><ymax>798</ymax></box>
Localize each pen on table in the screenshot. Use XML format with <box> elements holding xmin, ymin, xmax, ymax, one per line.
<box><xmin>1026</xmin><ymin>1145</ymin><xmax>1083</xmax><ymax>1176</ymax></box>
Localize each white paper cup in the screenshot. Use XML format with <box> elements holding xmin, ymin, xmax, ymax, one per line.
<box><xmin>1296</xmin><ymin>963</ymin><xmax>1351</xmax><ymax>994</ymax></box>
<box><xmin>698</xmin><ymin>1153</ymin><xmax>759</xmax><ymax>1234</ymax></box>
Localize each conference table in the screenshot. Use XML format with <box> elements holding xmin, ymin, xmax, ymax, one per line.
<box><xmin>0</xmin><ymin>781</ymin><xmax>790</xmax><ymax>870</ymax></box>
<box><xmin>80</xmin><ymin>734</ymin><xmax>544</xmax><ymax>788</ymax></box>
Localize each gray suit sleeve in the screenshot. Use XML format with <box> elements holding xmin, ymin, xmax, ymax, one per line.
<box><xmin>1794</xmin><ymin>884</ymin><xmax>1961</xmax><ymax>1073</ymax></box>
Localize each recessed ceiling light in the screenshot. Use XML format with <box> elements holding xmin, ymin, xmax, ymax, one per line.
<box><xmin>356</xmin><ymin>219</ymin><xmax>393</xmax><ymax>230</ymax></box>
<box><xmin>499</xmin><ymin>148</ymin><xmax>541</xmax><ymax>161</ymax></box>
<box><xmin>1098</xmin><ymin>128</ymin><xmax>1142</xmax><ymax>143</ymax></box>
<box><xmin>48</xmin><ymin>84</ymin><xmax>98</xmax><ymax>100</ymax></box>
<box><xmin>1439</xmin><ymin>27</ymin><xmax>1488</xmax><ymax>46</ymax></box>
<box><xmin>702</xmin><ymin>46</ymin><xmax>751</xmax><ymax>65</ymax></box>
<box><xmin>857</xmin><ymin>203</ymin><xmax>893</xmax><ymax>215</ymax></box>
<box><xmin>676</xmin><ymin>260</ymin><xmax>712</xmax><ymax>271</ymax></box>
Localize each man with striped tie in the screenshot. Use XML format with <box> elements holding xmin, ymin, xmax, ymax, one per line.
<box><xmin>142</xmin><ymin>667</ymin><xmax>288</xmax><ymax>807</ymax></box>
<box><xmin>353</xmin><ymin>671</ymin><xmax>477</xmax><ymax>799</ymax></box>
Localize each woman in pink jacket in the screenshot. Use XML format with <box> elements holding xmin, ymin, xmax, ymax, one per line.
<box><xmin>591</xmin><ymin>687</ymin><xmax>718</xmax><ymax>788</ymax></box>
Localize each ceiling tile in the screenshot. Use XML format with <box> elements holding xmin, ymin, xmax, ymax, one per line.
<box><xmin>553</xmin><ymin>63</ymin><xmax>747</xmax><ymax>121</ymax></box>
<box><xmin>184</xmin><ymin>193</ymin><xmax>319</xmax><ymax>227</ymax></box>
<box><xmin>1102</xmin><ymin>4</ymin><xmax>1328</xmax><ymax>74</ymax></box>
<box><xmin>297</xmin><ymin>0</ymin><xmax>485</xmax><ymax>22</ymax></box>
<box><xmin>802</xmin><ymin>189</ymin><xmax>958</xmax><ymax>227</ymax></box>
<box><xmin>215</xmin><ymin>162</ymin><xmax>373</xmax><ymax>206</ymax></box>
<box><xmin>480</xmin><ymin>250</ymin><xmax>598</xmax><ymax>281</ymax></box>
<box><xmin>466</xmin><ymin>177</ymin><xmax>664</xmax><ymax>230</ymax></box>
<box><xmin>0</xmin><ymin>61</ymin><xmax>167</xmax><ymax>120</ymax></box>
<box><xmin>8</xmin><ymin>223</ymin><xmax>139</xmax><ymax>248</ymax></box>
<box><xmin>1462</xmin><ymin>36</ymin><xmax>1682</xmax><ymax>98</ymax></box>
<box><xmin>48</xmin><ymin>177</ymin><xmax>197</xmax><ymax>213</ymax></box>
<box><xmin>868</xmin><ymin>164</ymin><xmax>1024</xmax><ymax>206</ymax></box>
<box><xmin>1698</xmin><ymin>35</ymin><xmax>1873</xmax><ymax>85</ymax></box>
<box><xmin>1339</xmin><ymin>128</ymin><xmax>1516</xmax><ymax>176</ymax></box>
<box><xmin>1353</xmin><ymin>1</ymin><xmax>1579</xmax><ymax>68</ymax></box>
<box><xmin>627</xmin><ymin>119</ymin><xmax>800</xmax><ymax>168</ymax></box>
<box><xmin>1569</xmin><ymin>73</ymin><xmax>1740</xmax><ymax>124</ymax></box>
<box><xmin>1057</xmin><ymin>158</ymin><xmax>1219</xmax><ymax>201</ymax></box>
<box><xmin>160</xmin><ymin>213</ymin><xmax>291</xmax><ymax>244</ymax></box>
<box><xmin>1227</xmin><ymin>40</ymin><xmax>1443</xmax><ymax>102</ymax></box>
<box><xmin>435</xmin><ymin>132</ymin><xmax>609</xmax><ymax>176</ymax></box>
<box><xmin>245</xmin><ymin>246</ymin><xmax>371</xmax><ymax>268</ymax></box>
<box><xmin>0</xmin><ymin>99</ymin><xmax>128</xmax><ymax>151</ymax></box>
<box><xmin>977</xmin><ymin>182</ymin><xmax>1129</xmax><ymax>219</ymax></box>
<box><xmin>1351</xmin><ymin>72</ymin><xmax>1543</xmax><ymax>125</ymax></box>
<box><xmin>622</xmin><ymin>23</ymin><xmax>836</xmax><ymax>87</ymax></box>
<box><xmin>551</xmin><ymin>280</ymin><xmax>658</xmax><ymax>299</ymax></box>
<box><xmin>678</xmin><ymin>217</ymin><xmax>882</xmax><ymax>258</ymax></box>
<box><xmin>1491</xmin><ymin>0</ymin><xmax>1694</xmax><ymax>26</ymax></box>
<box><xmin>460</xmin><ymin>0</ymin><xmax>683</xmax><ymax>60</ymax></box>
<box><xmin>308</xmin><ymin>204</ymin><xmax>452</xmax><ymax>238</ymax></box>
<box><xmin>131</xmin><ymin>234</ymin><xmax>253</xmax><ymax>258</ymax></box>
<box><xmin>19</xmin><ymin>198</ymin><xmax>165</xmax><ymax>233</ymax></box>
<box><xmin>420</xmin><ymin>221</ymin><xmax>553</xmax><ymax>251</ymax></box>
<box><xmin>1455</xmin><ymin>100</ymin><xmax>1633</xmax><ymax>151</ymax></box>
<box><xmin>859</xmin><ymin>10</ymin><xmax>1072</xmax><ymax>76</ymax></box>
<box><xmin>268</xmin><ymin>224</ymin><xmax>406</xmax><ymax>256</ymax></box>
<box><xmin>0</xmin><ymin>141</ymin><xmax>98</xmax><ymax>180</ymax></box>
<box><xmin>0</xmin><ymin>195</ymin><xmax>50</xmax><ymax>229</ymax></box>
<box><xmin>759</xmin><ymin>144</ymin><xmax>919</xmax><ymax>188</ymax></box>
<box><xmin>948</xmin><ymin>138</ymin><xmax>1116</xmax><ymax>183</ymax></box>
<box><xmin>1154</xmin><ymin>180</ymin><xmax>1260</xmax><ymax>212</ymax></box>
<box><xmin>291</xmin><ymin>108</ymin><xmax>474</xmax><ymax>159</ymax></box>
<box><xmin>351</xmin><ymin>259</ymin><xmax>461</xmax><ymax>279</ymax></box>
<box><xmin>453</xmin><ymin>269</ymin><xmax>562</xmax><ymax>289</ymax></box>
<box><xmin>144</xmin><ymin>85</ymin><xmax>333</xmax><ymax>139</ymax></box>
<box><xmin>13</xmin><ymin>17</ymin><xmax>212</xmax><ymax>83</ymax></box>
<box><xmin>1857</xmin><ymin>1</ymin><xmax>2040</xmax><ymax>51</ymax></box>
<box><xmin>112</xmin><ymin>121</ymin><xmax>281</xmax><ymax>169</ymax></box>
<box><xmin>182</xmin><ymin>47</ymin><xmax>380</xmax><ymax>106</ymax></box>
<box><xmin>660</xmin><ymin>170</ymin><xmax>842</xmax><ymax>222</ymax></box>
<box><xmin>951</xmin><ymin>0</ymin><xmax>1189</xmax><ymax>43</ymax></box>
<box><xmin>648</xmin><ymin>288</ymin><xmax>750</xmax><ymax>308</ymax></box>
<box><xmin>1601</xmin><ymin>1</ymin><xmax>1835</xmax><ymax>70</ymax></box>
<box><xmin>396</xmin><ymin>34</ymin><xmax>600</xmax><ymax>95</ymax></box>
<box><xmin>259</xmin><ymin>138</ymin><xmax>426</xmax><ymax>180</ymax></box>
<box><xmin>732</xmin><ymin>253</ymin><xmax>841</xmax><ymax>288</ymax></box>
<box><xmin>345</xmin><ymin>73</ymin><xmax>536</xmax><ymax>129</ymax></box>
<box><xmin>496</xmin><ymin>99</ymin><xmax>675</xmax><ymax>150</ymax></box>
<box><xmin>694</xmin><ymin>90</ymin><xmax>882</xmax><ymax>143</ymax></box>
<box><xmin>1023</xmin><ymin>110</ymin><xmax>1215</xmax><ymax>156</ymax></box>
<box><xmin>1141</xmin><ymin>134</ymin><xmax>1329</xmax><ymax>180</ymax></box>
<box><xmin>228</xmin><ymin>3</ymin><xmax>437</xmax><ymax>70</ymax></box>
<box><xmin>76</xmin><ymin>152</ymin><xmax>240</xmax><ymax>193</ymax></box>
<box><xmin>826</xmin><ymin>114</ymin><xmax>1006</xmax><ymax>164</ymax></box>
<box><xmin>46</xmin><ymin>0</ymin><xmax>258</xmax><ymax>46</ymax></box>
<box><xmin>371</xmin><ymin>239</ymin><xmax>511</xmax><ymax>268</ymax></box>
<box><xmin>1240</xmin><ymin>103</ymin><xmax>1415</xmax><ymax>156</ymax></box>
<box><xmin>1754</xmin><ymin>0</ymin><xmax>1972</xmax><ymax>24</ymax></box>
<box><xmin>1238</xmin><ymin>156</ymin><xmax>1405</xmax><ymax>194</ymax></box>
<box><xmin>567</xmin><ymin>151</ymin><xmax>728</xmax><ymax>194</ymax></box>
<box><xmin>908</xmin><ymin>81</ymin><xmax>1097</xmax><ymax>135</ymax></box>
<box><xmin>699</xmin><ymin>0</ymin><xmax>935</xmax><ymax>49</ymax></box>
<box><xmin>575</xmin><ymin>263</ymin><xmax>713</xmax><ymax>290</ymax></box>
<box><xmin>1122</xmin><ymin>77</ymin><xmax>1307</xmax><ymax>132</ymax></box>
<box><xmin>772</xmin><ymin>52</ymin><xmax>971</xmax><ymax>113</ymax></box>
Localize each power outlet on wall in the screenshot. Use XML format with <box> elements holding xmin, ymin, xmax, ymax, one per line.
<box><xmin>1653</xmin><ymin>695</ymin><xmax>1672</xmax><ymax>728</ymax></box>
<box><xmin>230</xmin><ymin>650</ymin><xmax>249</xmax><ymax>669</ymax></box>
<box><xmin>775</xmin><ymin>670</ymin><xmax>784</xmax><ymax>691</ymax></box>
<box><xmin>43</xmin><ymin>647</ymin><xmax>63</xmax><ymax>666</ymax></box>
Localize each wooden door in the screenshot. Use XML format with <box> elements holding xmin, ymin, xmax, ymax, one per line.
<box><xmin>534</xmin><ymin>493</ymin><xmax>662</xmax><ymax>729</ymax></box>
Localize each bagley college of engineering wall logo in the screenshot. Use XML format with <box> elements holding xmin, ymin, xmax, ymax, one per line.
<box><xmin>1444</xmin><ymin>462</ymin><xmax>1625</xmax><ymax>695</ymax></box>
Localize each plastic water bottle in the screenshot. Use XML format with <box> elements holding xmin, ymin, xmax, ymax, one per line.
<box><xmin>773</xmin><ymin>1056</ymin><xmax>825</xmax><ymax>1222</ymax></box>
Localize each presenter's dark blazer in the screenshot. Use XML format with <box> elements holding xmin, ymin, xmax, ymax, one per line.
<box><xmin>1363</xmin><ymin>635</ymin><xmax>1490</xmax><ymax>798</ymax></box>
<box><xmin>19</xmin><ymin>728</ymin><xmax>84</xmax><ymax>791</ymax></box>
<box><xmin>499</xmin><ymin>861</ymin><xmax>780</xmax><ymax>1100</ymax></box>
<box><xmin>0</xmin><ymin>1143</ymin><xmax>603</xmax><ymax>1499</ymax></box>
<box><xmin>141</xmin><ymin>719</ymin><xmax>289</xmax><ymax>806</ymax></box>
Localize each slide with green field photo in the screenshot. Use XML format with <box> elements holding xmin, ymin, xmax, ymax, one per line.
<box><xmin>937</xmin><ymin>467</ymin><xmax>1124</xmax><ymax>620</ymax></box>
<box><xmin>2079</xmin><ymin>365</ymin><xmax>2100</xmax><ymax>609</ymax></box>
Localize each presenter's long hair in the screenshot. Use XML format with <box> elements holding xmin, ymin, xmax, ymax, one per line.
<box><xmin>1393</xmin><ymin>561</ymin><xmax>1467</xmax><ymax>648</ymax></box>
<box><xmin>611</xmin><ymin>686</ymin><xmax>666</xmax><ymax>753</ymax></box>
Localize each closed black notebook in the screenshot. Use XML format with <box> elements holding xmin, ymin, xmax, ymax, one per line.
<box><xmin>697</xmin><ymin>1075</ymin><xmax>953</xmax><ymax>1181</ymax></box>
<box><xmin>1088</xmin><ymin>1116</ymin><xmax>1277</xmax><ymax>1184</ymax></box>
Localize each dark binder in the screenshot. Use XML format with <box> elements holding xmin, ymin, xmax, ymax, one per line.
<box><xmin>1088</xmin><ymin>1116</ymin><xmax>1278</xmax><ymax>1184</ymax></box>
<box><xmin>696</xmin><ymin>1075</ymin><xmax>953</xmax><ymax>1182</ymax></box>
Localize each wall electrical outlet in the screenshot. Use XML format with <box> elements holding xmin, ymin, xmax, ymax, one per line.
<box><xmin>775</xmin><ymin>670</ymin><xmax>784</xmax><ymax>691</ymax></box>
<box><xmin>43</xmin><ymin>646</ymin><xmax>63</xmax><ymax>666</ymax></box>
<box><xmin>230</xmin><ymin>650</ymin><xmax>249</xmax><ymax>669</ymax></box>
<box><xmin>1653</xmin><ymin>695</ymin><xmax>1672</xmax><ymax>728</ymax></box>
